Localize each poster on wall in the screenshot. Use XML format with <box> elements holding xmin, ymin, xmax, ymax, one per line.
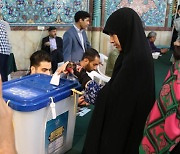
<box><xmin>0</xmin><ymin>0</ymin><xmax>89</xmax><ymax>26</ymax></box>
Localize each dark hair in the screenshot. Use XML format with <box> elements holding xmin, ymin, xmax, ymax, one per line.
<box><xmin>30</xmin><ymin>50</ymin><xmax>51</xmax><ymax>67</ymax></box>
<box><xmin>178</xmin><ymin>5</ymin><xmax>180</xmax><ymax>11</ymax></box>
<box><xmin>74</xmin><ymin>11</ymin><xmax>90</xmax><ymax>22</ymax></box>
<box><xmin>173</xmin><ymin>45</ymin><xmax>180</xmax><ymax>60</ymax></box>
<box><xmin>82</xmin><ymin>48</ymin><xmax>100</xmax><ymax>62</ymax></box>
<box><xmin>48</xmin><ymin>26</ymin><xmax>56</xmax><ymax>31</ymax></box>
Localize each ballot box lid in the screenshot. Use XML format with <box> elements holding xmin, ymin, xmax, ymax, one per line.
<box><xmin>2</xmin><ymin>74</ymin><xmax>81</xmax><ymax>112</ymax></box>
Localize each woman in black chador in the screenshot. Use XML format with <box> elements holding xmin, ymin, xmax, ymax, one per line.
<box><xmin>82</xmin><ymin>8</ymin><xmax>155</xmax><ymax>154</ymax></box>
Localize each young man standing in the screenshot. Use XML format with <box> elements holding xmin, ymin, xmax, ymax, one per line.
<box><xmin>63</xmin><ymin>11</ymin><xmax>91</xmax><ymax>62</ymax></box>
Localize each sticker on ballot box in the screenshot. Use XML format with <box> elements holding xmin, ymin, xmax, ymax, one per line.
<box><xmin>45</xmin><ymin>111</ymin><xmax>68</xmax><ymax>154</ymax></box>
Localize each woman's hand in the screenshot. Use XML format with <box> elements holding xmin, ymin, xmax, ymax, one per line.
<box><xmin>78</xmin><ymin>96</ymin><xmax>89</xmax><ymax>106</ymax></box>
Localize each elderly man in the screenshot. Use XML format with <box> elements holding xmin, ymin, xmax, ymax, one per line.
<box><xmin>147</xmin><ymin>31</ymin><xmax>168</xmax><ymax>53</ymax></box>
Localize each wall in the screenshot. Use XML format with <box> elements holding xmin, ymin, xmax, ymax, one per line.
<box><xmin>9</xmin><ymin>30</ymin><xmax>65</xmax><ymax>70</ymax></box>
<box><xmin>0</xmin><ymin>0</ymin><xmax>90</xmax><ymax>26</ymax></box>
<box><xmin>1</xmin><ymin>0</ymin><xmax>176</xmax><ymax>70</ymax></box>
<box><xmin>9</xmin><ymin>30</ymin><xmax>93</xmax><ymax>70</ymax></box>
<box><xmin>99</xmin><ymin>31</ymin><xmax>172</xmax><ymax>56</ymax></box>
<box><xmin>10</xmin><ymin>29</ymin><xmax>171</xmax><ymax>70</ymax></box>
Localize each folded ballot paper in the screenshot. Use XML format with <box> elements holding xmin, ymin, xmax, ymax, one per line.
<box><xmin>50</xmin><ymin>72</ymin><xmax>61</xmax><ymax>86</ymax></box>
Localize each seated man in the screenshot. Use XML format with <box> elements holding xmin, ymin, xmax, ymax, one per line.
<box><xmin>57</xmin><ymin>48</ymin><xmax>100</xmax><ymax>84</ymax></box>
<box><xmin>147</xmin><ymin>31</ymin><xmax>168</xmax><ymax>54</ymax></box>
<box><xmin>28</xmin><ymin>50</ymin><xmax>51</xmax><ymax>75</ymax></box>
<box><xmin>79</xmin><ymin>48</ymin><xmax>100</xmax><ymax>73</ymax></box>
<box><xmin>57</xmin><ymin>48</ymin><xmax>101</xmax><ymax>105</ymax></box>
<box><xmin>41</xmin><ymin>26</ymin><xmax>63</xmax><ymax>73</ymax></box>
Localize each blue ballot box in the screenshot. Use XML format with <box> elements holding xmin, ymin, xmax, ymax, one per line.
<box><xmin>2</xmin><ymin>74</ymin><xmax>81</xmax><ymax>154</ymax></box>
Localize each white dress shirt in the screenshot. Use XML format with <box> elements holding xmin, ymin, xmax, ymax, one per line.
<box><xmin>73</xmin><ymin>24</ymin><xmax>85</xmax><ymax>52</ymax></box>
<box><xmin>49</xmin><ymin>37</ymin><xmax>57</xmax><ymax>52</ymax></box>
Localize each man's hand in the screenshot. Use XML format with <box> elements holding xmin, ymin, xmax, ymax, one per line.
<box><xmin>0</xmin><ymin>76</ymin><xmax>16</xmax><ymax>154</ymax></box>
<box><xmin>44</xmin><ymin>42</ymin><xmax>50</xmax><ymax>46</ymax></box>
<box><xmin>56</xmin><ymin>61</ymin><xmax>69</xmax><ymax>75</ymax></box>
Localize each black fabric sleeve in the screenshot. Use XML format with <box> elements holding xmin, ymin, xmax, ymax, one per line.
<box><xmin>66</xmin><ymin>62</ymin><xmax>92</xmax><ymax>89</ymax></box>
<box><xmin>74</xmin><ymin>69</ymin><xmax>91</xmax><ymax>89</ymax></box>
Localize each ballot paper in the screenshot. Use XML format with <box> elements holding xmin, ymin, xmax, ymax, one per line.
<box><xmin>50</xmin><ymin>72</ymin><xmax>61</xmax><ymax>86</ymax></box>
<box><xmin>77</xmin><ymin>107</ymin><xmax>91</xmax><ymax>117</ymax></box>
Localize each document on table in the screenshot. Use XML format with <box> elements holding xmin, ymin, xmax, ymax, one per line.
<box><xmin>77</xmin><ymin>107</ymin><xmax>91</xmax><ymax>117</ymax></box>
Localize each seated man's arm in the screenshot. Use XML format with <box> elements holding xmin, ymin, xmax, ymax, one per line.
<box><xmin>63</xmin><ymin>32</ymin><xmax>72</xmax><ymax>61</ymax></box>
<box><xmin>0</xmin><ymin>76</ymin><xmax>16</xmax><ymax>154</ymax></box>
<box><xmin>56</xmin><ymin>62</ymin><xmax>101</xmax><ymax>105</ymax></box>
